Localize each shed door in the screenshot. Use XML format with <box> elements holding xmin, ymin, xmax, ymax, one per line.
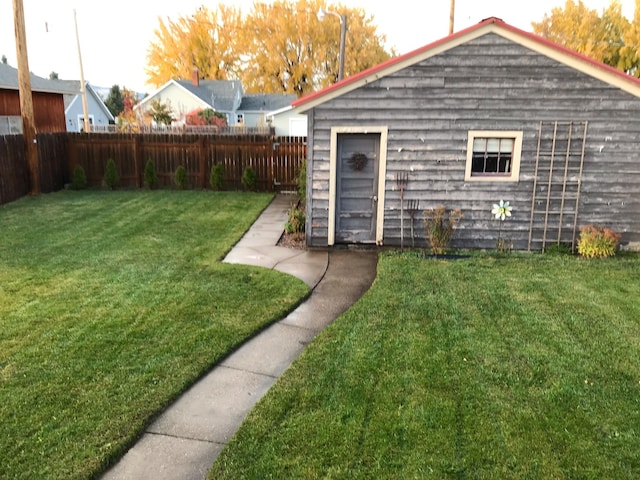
<box><xmin>335</xmin><ymin>133</ymin><xmax>380</xmax><ymax>243</ymax></box>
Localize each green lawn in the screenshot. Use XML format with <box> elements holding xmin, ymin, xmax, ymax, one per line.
<box><xmin>0</xmin><ymin>190</ymin><xmax>309</xmax><ymax>480</ymax></box>
<box><xmin>211</xmin><ymin>251</ymin><xmax>640</xmax><ymax>479</ymax></box>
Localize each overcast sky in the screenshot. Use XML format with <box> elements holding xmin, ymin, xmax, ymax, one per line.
<box><xmin>0</xmin><ymin>0</ymin><xmax>634</xmax><ymax>93</ymax></box>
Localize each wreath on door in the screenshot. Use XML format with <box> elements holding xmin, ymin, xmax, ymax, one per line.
<box><xmin>348</xmin><ymin>152</ymin><xmax>368</xmax><ymax>171</ymax></box>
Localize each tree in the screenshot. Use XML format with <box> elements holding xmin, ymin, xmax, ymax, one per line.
<box><xmin>237</xmin><ymin>0</ymin><xmax>392</xmax><ymax>96</ymax></box>
<box><xmin>145</xmin><ymin>1</ymin><xmax>394</xmax><ymax>96</ymax></box>
<box><xmin>185</xmin><ymin>108</ymin><xmax>227</xmax><ymax>127</ymax></box>
<box><xmin>1</xmin><ymin>55</ymin><xmax>7</xmax><ymax>64</ymax></box>
<box><xmin>116</xmin><ymin>88</ymin><xmax>143</xmax><ymax>131</ymax></box>
<box><xmin>105</xmin><ymin>84</ymin><xmax>125</xmax><ymax>117</ymax></box>
<box><xmin>620</xmin><ymin>0</ymin><xmax>640</xmax><ymax>76</ymax></box>
<box><xmin>147</xmin><ymin>99</ymin><xmax>174</xmax><ymax>125</ymax></box>
<box><xmin>49</xmin><ymin>71</ymin><xmax>59</xmax><ymax>80</ymax></box>
<box><xmin>532</xmin><ymin>0</ymin><xmax>639</xmax><ymax>77</ymax></box>
<box><xmin>146</xmin><ymin>5</ymin><xmax>241</xmax><ymax>87</ymax></box>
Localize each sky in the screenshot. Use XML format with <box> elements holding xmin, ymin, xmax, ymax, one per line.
<box><xmin>0</xmin><ymin>0</ymin><xmax>635</xmax><ymax>94</ymax></box>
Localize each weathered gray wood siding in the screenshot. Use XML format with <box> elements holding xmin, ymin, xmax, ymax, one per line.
<box><xmin>306</xmin><ymin>33</ymin><xmax>640</xmax><ymax>250</ymax></box>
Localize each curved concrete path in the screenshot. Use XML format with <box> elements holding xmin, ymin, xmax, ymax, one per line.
<box><xmin>101</xmin><ymin>195</ymin><xmax>378</xmax><ymax>480</ymax></box>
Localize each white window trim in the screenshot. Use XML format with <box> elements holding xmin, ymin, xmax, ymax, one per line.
<box><xmin>465</xmin><ymin>130</ymin><xmax>523</xmax><ymax>182</ymax></box>
<box><xmin>77</xmin><ymin>114</ymin><xmax>95</xmax><ymax>132</ymax></box>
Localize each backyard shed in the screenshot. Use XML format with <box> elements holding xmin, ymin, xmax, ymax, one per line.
<box><xmin>292</xmin><ymin>17</ymin><xmax>640</xmax><ymax>251</ymax></box>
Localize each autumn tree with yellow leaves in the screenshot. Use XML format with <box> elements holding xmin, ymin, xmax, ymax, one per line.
<box><xmin>146</xmin><ymin>5</ymin><xmax>242</xmax><ymax>87</ymax></box>
<box><xmin>532</xmin><ymin>0</ymin><xmax>640</xmax><ymax>77</ymax></box>
<box><xmin>145</xmin><ymin>0</ymin><xmax>393</xmax><ymax>96</ymax></box>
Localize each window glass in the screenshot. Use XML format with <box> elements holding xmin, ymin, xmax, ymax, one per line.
<box><xmin>465</xmin><ymin>131</ymin><xmax>522</xmax><ymax>182</ymax></box>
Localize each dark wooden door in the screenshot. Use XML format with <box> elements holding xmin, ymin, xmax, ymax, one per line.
<box><xmin>335</xmin><ymin>133</ymin><xmax>380</xmax><ymax>243</ymax></box>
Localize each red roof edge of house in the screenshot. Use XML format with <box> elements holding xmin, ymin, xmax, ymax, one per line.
<box><xmin>292</xmin><ymin>16</ymin><xmax>640</xmax><ymax>109</ymax></box>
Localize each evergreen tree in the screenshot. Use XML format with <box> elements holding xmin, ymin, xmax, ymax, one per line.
<box><xmin>105</xmin><ymin>85</ymin><xmax>125</xmax><ymax>117</ymax></box>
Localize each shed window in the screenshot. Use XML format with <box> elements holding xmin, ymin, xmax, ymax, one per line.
<box><xmin>465</xmin><ymin>131</ymin><xmax>523</xmax><ymax>182</ymax></box>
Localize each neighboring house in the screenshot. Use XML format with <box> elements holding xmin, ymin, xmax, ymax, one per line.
<box><xmin>59</xmin><ymin>81</ymin><xmax>115</xmax><ymax>132</ymax></box>
<box><xmin>266</xmin><ymin>105</ymin><xmax>308</xmax><ymax>136</ymax></box>
<box><xmin>135</xmin><ymin>73</ymin><xmax>295</xmax><ymax>129</ymax></box>
<box><xmin>0</xmin><ymin>63</ymin><xmax>78</xmax><ymax>134</ymax></box>
<box><xmin>292</xmin><ymin>17</ymin><xmax>640</xmax><ymax>252</ymax></box>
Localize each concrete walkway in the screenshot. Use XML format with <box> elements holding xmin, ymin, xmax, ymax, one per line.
<box><xmin>101</xmin><ymin>194</ymin><xmax>378</xmax><ymax>480</ymax></box>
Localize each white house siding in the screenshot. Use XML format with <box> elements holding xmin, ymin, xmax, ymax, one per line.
<box><xmin>137</xmin><ymin>83</ymin><xmax>210</xmax><ymax>124</ymax></box>
<box><xmin>306</xmin><ymin>33</ymin><xmax>640</xmax><ymax>250</ymax></box>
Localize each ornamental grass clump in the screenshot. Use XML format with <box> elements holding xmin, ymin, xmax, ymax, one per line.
<box><xmin>423</xmin><ymin>205</ymin><xmax>463</xmax><ymax>255</ymax></box>
<box><xmin>285</xmin><ymin>204</ymin><xmax>306</xmax><ymax>241</ymax></box>
<box><xmin>577</xmin><ymin>224</ymin><xmax>621</xmax><ymax>258</ymax></box>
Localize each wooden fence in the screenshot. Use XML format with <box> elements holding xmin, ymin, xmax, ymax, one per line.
<box><xmin>0</xmin><ymin>133</ymin><xmax>306</xmax><ymax>205</ymax></box>
<box><xmin>0</xmin><ymin>133</ymin><xmax>68</xmax><ymax>204</ymax></box>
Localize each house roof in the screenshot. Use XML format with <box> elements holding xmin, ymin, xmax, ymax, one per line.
<box><xmin>60</xmin><ymin>80</ymin><xmax>115</xmax><ymax>121</ymax></box>
<box><xmin>239</xmin><ymin>93</ymin><xmax>297</xmax><ymax>112</ymax></box>
<box><xmin>0</xmin><ymin>63</ymin><xmax>80</xmax><ymax>95</ymax></box>
<box><xmin>292</xmin><ymin>16</ymin><xmax>640</xmax><ymax>113</ymax></box>
<box><xmin>136</xmin><ymin>79</ymin><xmax>245</xmax><ymax>112</ymax></box>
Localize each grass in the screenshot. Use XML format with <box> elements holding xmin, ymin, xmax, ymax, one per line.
<box><xmin>0</xmin><ymin>190</ymin><xmax>309</xmax><ymax>480</ymax></box>
<box><xmin>210</xmin><ymin>251</ymin><xmax>640</xmax><ymax>479</ymax></box>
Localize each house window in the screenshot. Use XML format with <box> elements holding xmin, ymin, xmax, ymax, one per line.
<box><xmin>77</xmin><ymin>115</ymin><xmax>95</xmax><ymax>132</ymax></box>
<box><xmin>0</xmin><ymin>116</ymin><xmax>23</xmax><ymax>134</ymax></box>
<box><xmin>236</xmin><ymin>114</ymin><xmax>244</xmax><ymax>124</ymax></box>
<box><xmin>465</xmin><ymin>131</ymin><xmax>523</xmax><ymax>182</ymax></box>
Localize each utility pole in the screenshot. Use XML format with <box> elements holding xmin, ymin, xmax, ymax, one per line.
<box><xmin>449</xmin><ymin>0</ymin><xmax>455</xmax><ymax>35</ymax></box>
<box><xmin>74</xmin><ymin>9</ymin><xmax>90</xmax><ymax>133</ymax></box>
<box><xmin>13</xmin><ymin>0</ymin><xmax>40</xmax><ymax>195</ymax></box>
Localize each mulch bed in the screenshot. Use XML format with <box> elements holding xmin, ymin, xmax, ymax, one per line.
<box><xmin>277</xmin><ymin>232</ymin><xmax>306</xmax><ymax>250</ymax></box>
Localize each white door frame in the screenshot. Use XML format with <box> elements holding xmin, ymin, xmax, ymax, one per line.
<box><xmin>328</xmin><ymin>126</ymin><xmax>388</xmax><ymax>246</ymax></box>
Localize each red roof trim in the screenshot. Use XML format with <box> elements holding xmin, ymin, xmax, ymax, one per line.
<box><xmin>292</xmin><ymin>16</ymin><xmax>640</xmax><ymax>109</ymax></box>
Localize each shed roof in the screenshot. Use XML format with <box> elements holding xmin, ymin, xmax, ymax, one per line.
<box><xmin>0</xmin><ymin>63</ymin><xmax>80</xmax><ymax>95</ymax></box>
<box><xmin>292</xmin><ymin>16</ymin><xmax>640</xmax><ymax>113</ymax></box>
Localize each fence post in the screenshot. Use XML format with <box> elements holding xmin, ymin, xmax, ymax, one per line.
<box><xmin>198</xmin><ymin>137</ymin><xmax>206</xmax><ymax>189</ymax></box>
<box><xmin>133</xmin><ymin>135</ymin><xmax>142</xmax><ymax>188</ymax></box>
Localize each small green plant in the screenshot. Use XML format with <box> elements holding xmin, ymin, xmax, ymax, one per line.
<box><xmin>242</xmin><ymin>166</ymin><xmax>258</xmax><ymax>191</ymax></box>
<box><xmin>144</xmin><ymin>159</ymin><xmax>158</xmax><ymax>189</ymax></box>
<box><xmin>285</xmin><ymin>204</ymin><xmax>306</xmax><ymax>240</ymax></box>
<box><xmin>577</xmin><ymin>225</ymin><xmax>621</xmax><ymax>258</ymax></box>
<box><xmin>174</xmin><ymin>165</ymin><xmax>188</xmax><ymax>189</ymax></box>
<box><xmin>71</xmin><ymin>165</ymin><xmax>87</xmax><ymax>190</ymax></box>
<box><xmin>545</xmin><ymin>242</ymin><xmax>573</xmax><ymax>255</ymax></box>
<box><xmin>210</xmin><ymin>164</ymin><xmax>224</xmax><ymax>191</ymax></box>
<box><xmin>423</xmin><ymin>205</ymin><xmax>463</xmax><ymax>255</ymax></box>
<box><xmin>296</xmin><ymin>159</ymin><xmax>306</xmax><ymax>203</ymax></box>
<box><xmin>103</xmin><ymin>158</ymin><xmax>119</xmax><ymax>190</ymax></box>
